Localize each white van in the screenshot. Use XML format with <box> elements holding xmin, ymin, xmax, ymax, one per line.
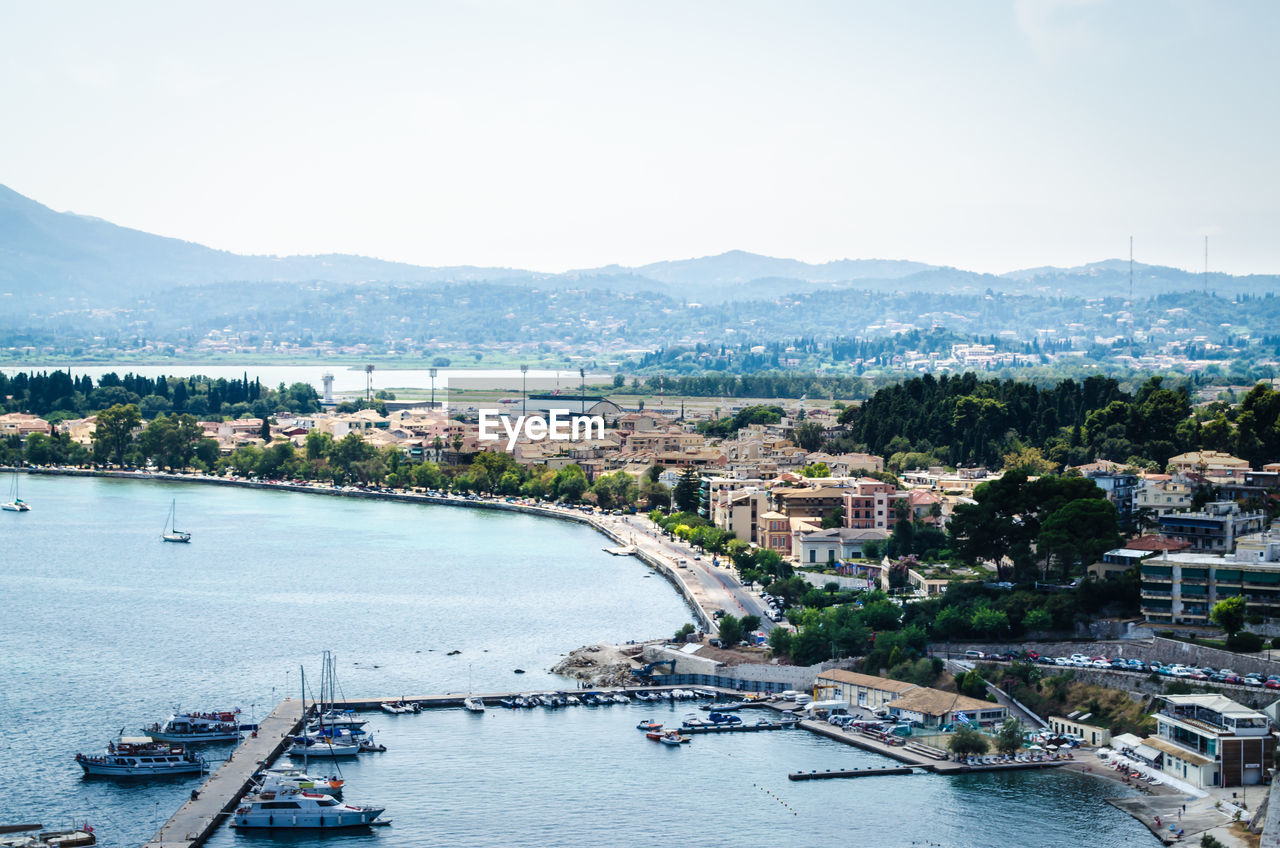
<box><xmin>964</xmin><ymin>650</ymin><xmax>984</xmax><ymax>660</ymax></box>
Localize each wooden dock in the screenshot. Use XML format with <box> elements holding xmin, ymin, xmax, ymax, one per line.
<box><xmin>142</xmin><ymin>698</ymin><xmax>304</xmax><ymax>848</ymax></box>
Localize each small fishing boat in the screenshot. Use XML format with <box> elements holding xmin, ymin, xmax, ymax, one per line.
<box><xmin>463</xmin><ymin>696</ymin><xmax>485</xmax><ymax>713</ymax></box>
<box><xmin>659</xmin><ymin>731</ymin><xmax>690</xmax><ymax>746</ymax></box>
<box><xmin>75</xmin><ymin>737</ymin><xmax>205</xmax><ymax>777</ymax></box>
<box><xmin>645</xmin><ymin>730</ymin><xmax>665</xmax><ymax>740</ymax></box>
<box><xmin>636</xmin><ymin>719</ymin><xmax>663</xmax><ymax>731</ymax></box>
<box><xmin>233</xmin><ymin>792</ymin><xmax>385</xmax><ymax>829</ymax></box>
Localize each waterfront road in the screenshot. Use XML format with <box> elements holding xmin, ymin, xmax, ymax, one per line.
<box><xmin>600</xmin><ymin>513</ymin><xmax>775</xmax><ymax>634</ymax></box>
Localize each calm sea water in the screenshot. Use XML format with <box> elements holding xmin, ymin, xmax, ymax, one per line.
<box><xmin>0</xmin><ymin>475</ymin><xmax>1157</xmax><ymax>847</ymax></box>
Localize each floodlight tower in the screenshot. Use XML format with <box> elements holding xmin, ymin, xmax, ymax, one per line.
<box><xmin>579</xmin><ymin>367</ymin><xmax>586</xmax><ymax>414</ymax></box>
<box><xmin>429</xmin><ymin>368</ymin><xmax>438</xmax><ymax>408</ymax></box>
<box><xmin>521</xmin><ymin>364</ymin><xmax>529</xmax><ymax>418</ymax></box>
<box><xmin>365</xmin><ymin>364</ymin><xmax>375</xmax><ymax>402</ymax></box>
<box><xmin>321</xmin><ymin>372</ymin><xmax>335</xmax><ymax>405</ymax></box>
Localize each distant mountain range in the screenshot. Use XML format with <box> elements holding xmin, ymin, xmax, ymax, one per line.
<box><xmin>2</xmin><ymin>183</ymin><xmax>1277</xmax><ymax>307</ymax></box>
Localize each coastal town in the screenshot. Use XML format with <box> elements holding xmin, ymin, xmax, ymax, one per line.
<box><xmin>10</xmin><ymin>367</ymin><xmax>1280</xmax><ymax>845</ymax></box>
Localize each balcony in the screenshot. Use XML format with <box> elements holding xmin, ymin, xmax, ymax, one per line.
<box><xmin>1140</xmin><ymin>589</ymin><xmax>1173</xmax><ymax>598</ymax></box>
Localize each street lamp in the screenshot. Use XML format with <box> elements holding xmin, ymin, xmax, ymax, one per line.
<box><xmin>521</xmin><ymin>364</ymin><xmax>528</xmax><ymax>418</ymax></box>
<box><xmin>429</xmin><ymin>368</ymin><xmax>437</xmax><ymax>408</ymax></box>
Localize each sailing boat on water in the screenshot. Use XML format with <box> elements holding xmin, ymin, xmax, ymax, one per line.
<box><xmin>161</xmin><ymin>498</ymin><xmax>191</xmax><ymax>542</ymax></box>
<box><xmin>2</xmin><ymin>474</ymin><xmax>30</xmax><ymax>512</ymax></box>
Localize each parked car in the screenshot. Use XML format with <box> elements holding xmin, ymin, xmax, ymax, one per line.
<box><xmin>1243</xmin><ymin>677</ymin><xmax>1263</xmax><ymax>686</ymax></box>
<box><xmin>1223</xmin><ymin>674</ymin><xmax>1243</xmax><ymax>684</ymax></box>
<box><xmin>1265</xmin><ymin>679</ymin><xmax>1280</xmax><ymax>690</ymax></box>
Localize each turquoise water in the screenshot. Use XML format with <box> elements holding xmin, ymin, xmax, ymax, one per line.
<box><xmin>0</xmin><ymin>475</ymin><xmax>1157</xmax><ymax>846</ymax></box>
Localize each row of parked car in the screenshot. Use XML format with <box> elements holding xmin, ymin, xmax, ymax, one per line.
<box><xmin>979</xmin><ymin>650</ymin><xmax>1280</xmax><ymax>689</ymax></box>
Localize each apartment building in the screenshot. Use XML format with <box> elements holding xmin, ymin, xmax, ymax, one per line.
<box><xmin>1139</xmin><ymin>533</ymin><xmax>1280</xmax><ymax>625</ymax></box>
<box><xmin>1157</xmin><ymin>501</ymin><xmax>1265</xmax><ymax>553</ymax></box>
<box><xmin>843</xmin><ymin>478</ymin><xmax>902</xmax><ymax>531</ymax></box>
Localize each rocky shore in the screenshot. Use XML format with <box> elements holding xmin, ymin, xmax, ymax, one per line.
<box><xmin>551</xmin><ymin>642</ymin><xmax>649</xmax><ymax>687</ymax></box>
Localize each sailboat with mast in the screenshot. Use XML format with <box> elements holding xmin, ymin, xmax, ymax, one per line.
<box><xmin>289</xmin><ymin>653</ymin><xmax>368</xmax><ymax>759</ymax></box>
<box><xmin>2</xmin><ymin>474</ymin><xmax>30</xmax><ymax>512</ymax></box>
<box><xmin>161</xmin><ymin>498</ymin><xmax>191</xmax><ymax>543</ymax></box>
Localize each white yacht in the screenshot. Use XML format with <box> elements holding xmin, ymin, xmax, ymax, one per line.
<box><xmin>287</xmin><ymin>735</ymin><xmax>362</xmax><ymax>759</ymax></box>
<box><xmin>233</xmin><ymin>792</ymin><xmax>384</xmax><ymax>828</ymax></box>
<box><xmin>142</xmin><ymin>709</ymin><xmax>250</xmax><ymax>743</ymax></box>
<box><xmin>74</xmin><ymin>737</ymin><xmax>205</xmax><ymax>776</ymax></box>
<box><xmin>256</xmin><ymin>767</ymin><xmax>344</xmax><ymax>796</ymax></box>
<box><xmin>462</xmin><ymin>696</ymin><xmax>485</xmax><ymax>713</ymax></box>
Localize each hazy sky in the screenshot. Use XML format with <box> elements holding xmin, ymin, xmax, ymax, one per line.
<box><xmin>2</xmin><ymin>1</ymin><xmax>1277</xmax><ymax>275</ymax></box>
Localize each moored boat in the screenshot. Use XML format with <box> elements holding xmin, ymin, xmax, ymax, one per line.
<box><xmin>257</xmin><ymin>767</ymin><xmax>344</xmax><ymax>795</ymax></box>
<box><xmin>142</xmin><ymin>709</ymin><xmax>252</xmax><ymax>743</ymax></box>
<box><xmin>0</xmin><ymin>823</ymin><xmax>96</xmax><ymax>848</ymax></box>
<box><xmin>233</xmin><ymin>792</ymin><xmax>384</xmax><ymax>828</ymax></box>
<box><xmin>463</xmin><ymin>696</ymin><xmax>485</xmax><ymax>713</ymax></box>
<box><xmin>75</xmin><ymin>737</ymin><xmax>205</xmax><ymax>777</ymax></box>
<box><xmin>659</xmin><ymin>731</ymin><xmax>690</xmax><ymax>745</ymax></box>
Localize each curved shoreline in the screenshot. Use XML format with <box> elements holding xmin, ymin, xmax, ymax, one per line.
<box><xmin>15</xmin><ymin>466</ymin><xmax>713</xmax><ymax>631</ymax></box>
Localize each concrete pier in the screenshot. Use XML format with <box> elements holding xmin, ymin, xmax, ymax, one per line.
<box><xmin>142</xmin><ymin>698</ymin><xmax>304</xmax><ymax>848</ymax></box>
<box><xmin>789</xmin><ymin>765</ymin><xmax>919</xmax><ymax>780</ymax></box>
<box><xmin>799</xmin><ymin>720</ymin><xmax>1070</xmax><ymax>775</ymax></box>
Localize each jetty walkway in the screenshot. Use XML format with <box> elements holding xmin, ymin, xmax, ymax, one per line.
<box><xmin>142</xmin><ymin>699</ymin><xmax>303</xmax><ymax>848</ymax></box>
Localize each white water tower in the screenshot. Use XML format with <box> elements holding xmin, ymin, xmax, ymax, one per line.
<box><xmin>321</xmin><ymin>372</ymin><xmax>334</xmax><ymax>404</ymax></box>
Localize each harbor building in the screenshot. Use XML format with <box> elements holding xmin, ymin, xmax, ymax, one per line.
<box><xmin>1139</xmin><ymin>532</ymin><xmax>1280</xmax><ymax>624</ymax></box>
<box><xmin>1151</xmin><ymin>694</ymin><xmax>1274</xmax><ymax>788</ymax></box>
<box><xmin>813</xmin><ymin>670</ymin><xmax>920</xmax><ymax>712</ymax></box>
<box><xmin>886</xmin><ymin>688</ymin><xmax>1007</xmax><ymax>729</ymax></box>
<box><xmin>1048</xmin><ymin>712</ymin><xmax>1112</xmax><ymax>747</ymax></box>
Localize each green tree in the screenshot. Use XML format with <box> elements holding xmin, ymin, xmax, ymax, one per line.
<box><xmin>1210</xmin><ymin>596</ymin><xmax>1247</xmax><ymax>637</ymax></box>
<box><xmin>673</xmin><ymin>466</ymin><xmax>701</xmax><ymax>513</ymax></box>
<box><xmin>957</xmin><ymin>669</ymin><xmax>988</xmax><ymax>699</ymax></box>
<box><xmin>674</xmin><ymin>622</ymin><xmax>696</xmax><ymax>642</ymax></box>
<box><xmin>717</xmin><ymin>614</ymin><xmax>744</xmax><ymax>645</ymax></box>
<box><xmin>1024</xmin><ymin>608</ymin><xmax>1053</xmax><ymax>631</ymax></box>
<box><xmin>820</xmin><ymin>505</ymin><xmax>845</xmax><ymax>529</ymax></box>
<box><xmin>740</xmin><ymin>614</ymin><xmax>761</xmax><ymax>634</ymax></box>
<box><xmin>793</xmin><ymin>421</ymin><xmax>825</xmax><ymax>451</ymax></box>
<box><xmin>994</xmin><ymin>717</ymin><xmax>1024</xmax><ymax>756</ymax></box>
<box><xmin>948</xmin><ymin>724</ymin><xmax>988</xmax><ymax>756</ymax></box>
<box><xmin>92</xmin><ymin>403</ymin><xmax>142</xmax><ymax>466</ymax></box>
<box><xmin>551</xmin><ymin>464</ymin><xmax>588</xmax><ymax>502</ymax></box>
<box><xmin>1038</xmin><ymin>498</ymin><xmax>1121</xmax><ymax>580</ymax></box>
